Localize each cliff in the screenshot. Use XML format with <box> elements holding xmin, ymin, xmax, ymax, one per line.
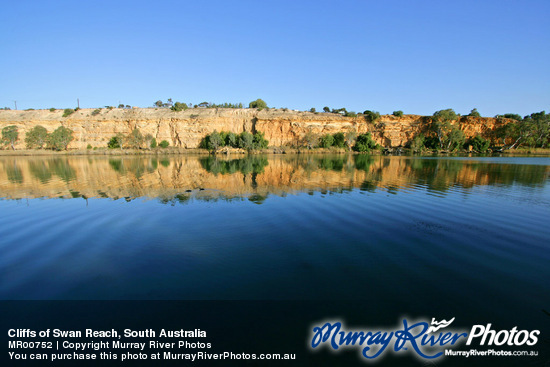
<box><xmin>0</xmin><ymin>108</ymin><xmax>509</xmax><ymax>150</ymax></box>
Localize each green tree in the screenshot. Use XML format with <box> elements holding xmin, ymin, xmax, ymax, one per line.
<box><xmin>25</xmin><ymin>125</ymin><xmax>48</xmax><ymax>149</ymax></box>
<box><xmin>253</xmin><ymin>132</ymin><xmax>269</xmax><ymax>149</ymax></box>
<box><xmin>226</xmin><ymin>132</ymin><xmax>237</xmax><ymax>147</ymax></box>
<box><xmin>238</xmin><ymin>131</ymin><xmax>254</xmax><ymax>150</ymax></box>
<box><xmin>468</xmin><ymin>108</ymin><xmax>481</xmax><ymax>117</ymax></box>
<box><xmin>323</xmin><ymin>106</ymin><xmax>330</xmax><ymax>113</ymax></box>
<box><xmin>171</xmin><ymin>102</ymin><xmax>188</xmax><ymax>112</ymax></box>
<box><xmin>127</xmin><ymin>128</ymin><xmax>144</xmax><ymax>149</ymax></box>
<box><xmin>159</xmin><ymin>140</ymin><xmax>169</xmax><ymax>148</ymax></box>
<box><xmin>332</xmin><ymin>132</ymin><xmax>345</xmax><ymax>148</ymax></box>
<box><xmin>150</xmin><ymin>138</ymin><xmax>157</xmax><ymax>149</ymax></box>
<box><xmin>206</xmin><ymin>130</ymin><xmax>223</xmax><ymax>151</ymax></box>
<box><xmin>392</xmin><ymin>110</ymin><xmax>404</xmax><ymax>117</ymax></box>
<box><xmin>353</xmin><ymin>133</ymin><xmax>378</xmax><ymax>152</ymax></box>
<box><xmin>469</xmin><ymin>135</ymin><xmax>490</xmax><ymax>152</ymax></box>
<box><xmin>309</xmin><ymin>107</ymin><xmax>316</xmax><ymax>113</ymax></box>
<box><xmin>249</xmin><ymin>99</ymin><xmax>267</xmax><ymax>110</ymax></box>
<box><xmin>363</xmin><ymin>110</ymin><xmax>381</xmax><ymax>123</ymax></box>
<box><xmin>410</xmin><ymin>134</ymin><xmax>425</xmax><ymax>153</ymax></box>
<box><xmin>154</xmin><ymin>100</ymin><xmax>163</xmax><ymax>108</ymax></box>
<box><xmin>2</xmin><ymin>125</ymin><xmax>19</xmax><ymax>150</ymax></box>
<box><xmin>46</xmin><ymin>126</ymin><xmax>73</xmax><ymax>150</ymax></box>
<box><xmin>319</xmin><ymin>134</ymin><xmax>334</xmax><ymax>148</ymax></box>
<box><xmin>431</xmin><ymin>109</ymin><xmax>458</xmax><ymax>149</ymax></box>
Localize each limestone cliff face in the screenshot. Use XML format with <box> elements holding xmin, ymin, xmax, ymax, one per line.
<box><xmin>0</xmin><ymin>108</ymin><xmax>509</xmax><ymax>150</ymax></box>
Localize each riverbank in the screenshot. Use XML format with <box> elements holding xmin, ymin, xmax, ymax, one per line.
<box><xmin>1</xmin><ymin>146</ymin><xmax>549</xmax><ymax>157</ymax></box>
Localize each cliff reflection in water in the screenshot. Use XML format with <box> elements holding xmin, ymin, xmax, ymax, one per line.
<box><xmin>0</xmin><ymin>155</ymin><xmax>548</xmax><ymax>203</ymax></box>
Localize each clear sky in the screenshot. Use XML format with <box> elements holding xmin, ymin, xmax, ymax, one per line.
<box><xmin>1</xmin><ymin>0</ymin><xmax>548</xmax><ymax>116</ymax></box>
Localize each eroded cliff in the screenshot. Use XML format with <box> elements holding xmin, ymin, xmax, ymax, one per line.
<box><xmin>0</xmin><ymin>108</ymin><xmax>509</xmax><ymax>150</ymax></box>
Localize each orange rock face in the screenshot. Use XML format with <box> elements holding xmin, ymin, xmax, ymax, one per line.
<box><xmin>0</xmin><ymin>108</ymin><xmax>510</xmax><ymax>150</ymax></box>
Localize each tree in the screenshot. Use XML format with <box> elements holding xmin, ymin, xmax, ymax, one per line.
<box><xmin>469</xmin><ymin>135</ymin><xmax>490</xmax><ymax>152</ymax></box>
<box><xmin>303</xmin><ymin>130</ymin><xmax>319</xmax><ymax>149</ymax></box>
<box><xmin>159</xmin><ymin>140</ymin><xmax>169</xmax><ymax>148</ymax></box>
<box><xmin>333</xmin><ymin>132</ymin><xmax>345</xmax><ymax>148</ymax></box>
<box><xmin>249</xmin><ymin>99</ymin><xmax>267</xmax><ymax>110</ymax></box>
<box><xmin>363</xmin><ymin>110</ymin><xmax>380</xmax><ymax>123</ymax></box>
<box><xmin>154</xmin><ymin>100</ymin><xmax>163</xmax><ymax>108</ymax></box>
<box><xmin>171</xmin><ymin>102</ymin><xmax>188</xmax><ymax>112</ymax></box>
<box><xmin>410</xmin><ymin>134</ymin><xmax>425</xmax><ymax>153</ymax></box>
<box><xmin>468</xmin><ymin>108</ymin><xmax>481</xmax><ymax>117</ymax></box>
<box><xmin>150</xmin><ymin>138</ymin><xmax>157</xmax><ymax>149</ymax></box>
<box><xmin>310</xmin><ymin>107</ymin><xmax>316</xmax><ymax>113</ymax></box>
<box><xmin>238</xmin><ymin>131</ymin><xmax>254</xmax><ymax>150</ymax></box>
<box><xmin>253</xmin><ymin>132</ymin><xmax>269</xmax><ymax>149</ymax></box>
<box><xmin>206</xmin><ymin>130</ymin><xmax>223</xmax><ymax>151</ymax></box>
<box><xmin>319</xmin><ymin>134</ymin><xmax>334</xmax><ymax>148</ymax></box>
<box><xmin>393</xmin><ymin>110</ymin><xmax>404</xmax><ymax>117</ymax></box>
<box><xmin>353</xmin><ymin>133</ymin><xmax>378</xmax><ymax>152</ymax></box>
<box><xmin>25</xmin><ymin>125</ymin><xmax>48</xmax><ymax>149</ymax></box>
<box><xmin>344</xmin><ymin>130</ymin><xmax>357</xmax><ymax>151</ymax></box>
<box><xmin>431</xmin><ymin>109</ymin><xmax>458</xmax><ymax>149</ymax></box>
<box><xmin>226</xmin><ymin>132</ymin><xmax>237</xmax><ymax>147</ymax></box>
<box><xmin>46</xmin><ymin>126</ymin><xmax>73</xmax><ymax>150</ymax></box>
<box><xmin>323</xmin><ymin>106</ymin><xmax>330</xmax><ymax>113</ymax></box>
<box><xmin>127</xmin><ymin>128</ymin><xmax>144</xmax><ymax>149</ymax></box>
<box><xmin>2</xmin><ymin>125</ymin><xmax>19</xmax><ymax>150</ymax></box>
<box><xmin>118</xmin><ymin>104</ymin><xmax>124</xmax><ymax>108</ymax></box>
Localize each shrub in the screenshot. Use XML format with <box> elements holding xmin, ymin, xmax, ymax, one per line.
<box><xmin>469</xmin><ymin>135</ymin><xmax>490</xmax><ymax>152</ymax></box>
<box><xmin>87</xmin><ymin>144</ymin><xmax>93</xmax><ymax>149</ymax></box>
<box><xmin>319</xmin><ymin>134</ymin><xmax>334</xmax><ymax>148</ymax></box>
<box><xmin>62</xmin><ymin>108</ymin><xmax>75</xmax><ymax>117</ymax></box>
<box><xmin>107</xmin><ymin>134</ymin><xmax>124</xmax><ymax>149</ymax></box>
<box><xmin>310</xmin><ymin>108</ymin><xmax>316</xmax><ymax>113</ymax></box>
<box><xmin>25</xmin><ymin>125</ymin><xmax>48</xmax><ymax>149</ymax></box>
<box><xmin>249</xmin><ymin>99</ymin><xmax>267</xmax><ymax>110</ymax></box>
<box><xmin>253</xmin><ymin>132</ymin><xmax>269</xmax><ymax>149</ymax></box>
<box><xmin>49</xmin><ymin>108</ymin><xmax>56</xmax><ymax>112</ymax></box>
<box><xmin>363</xmin><ymin>110</ymin><xmax>381</xmax><ymax>123</ymax></box>
<box><xmin>333</xmin><ymin>132</ymin><xmax>345</xmax><ymax>148</ymax></box>
<box><xmin>159</xmin><ymin>140</ymin><xmax>169</xmax><ymax>148</ymax></box>
<box><xmin>353</xmin><ymin>133</ymin><xmax>378</xmax><ymax>152</ymax></box>
<box><xmin>468</xmin><ymin>108</ymin><xmax>481</xmax><ymax>117</ymax></box>
<box><xmin>410</xmin><ymin>134</ymin><xmax>425</xmax><ymax>153</ymax></box>
<box><xmin>150</xmin><ymin>138</ymin><xmax>157</xmax><ymax>149</ymax></box>
<box><xmin>91</xmin><ymin>109</ymin><xmax>101</xmax><ymax>116</ymax></box>
<box><xmin>392</xmin><ymin>110</ymin><xmax>404</xmax><ymax>117</ymax></box>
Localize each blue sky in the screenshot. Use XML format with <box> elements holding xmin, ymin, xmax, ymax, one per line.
<box><xmin>0</xmin><ymin>0</ymin><xmax>548</xmax><ymax>116</ymax></box>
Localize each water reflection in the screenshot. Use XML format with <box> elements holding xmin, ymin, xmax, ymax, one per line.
<box><xmin>0</xmin><ymin>155</ymin><xmax>548</xmax><ymax>202</ymax></box>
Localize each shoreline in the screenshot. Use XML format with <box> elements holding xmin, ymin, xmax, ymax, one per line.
<box><xmin>0</xmin><ymin>147</ymin><xmax>549</xmax><ymax>157</ymax></box>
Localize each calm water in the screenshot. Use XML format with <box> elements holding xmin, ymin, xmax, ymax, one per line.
<box><xmin>1</xmin><ymin>155</ymin><xmax>549</xmax><ymax>316</ymax></box>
